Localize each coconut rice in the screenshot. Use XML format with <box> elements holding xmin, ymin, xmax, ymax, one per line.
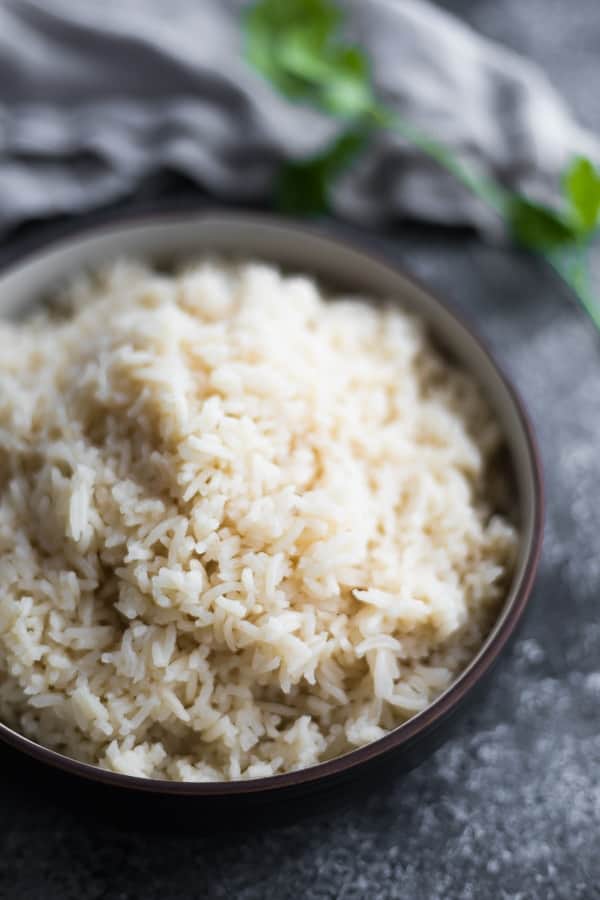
<box><xmin>0</xmin><ymin>259</ymin><xmax>517</xmax><ymax>781</ymax></box>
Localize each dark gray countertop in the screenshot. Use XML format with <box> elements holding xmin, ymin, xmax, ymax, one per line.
<box><xmin>1</xmin><ymin>2</ymin><xmax>600</xmax><ymax>899</ymax></box>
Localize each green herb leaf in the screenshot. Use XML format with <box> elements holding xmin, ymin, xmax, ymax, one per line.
<box><xmin>564</xmin><ymin>156</ymin><xmax>600</xmax><ymax>233</ymax></box>
<box><xmin>508</xmin><ymin>197</ymin><xmax>578</xmax><ymax>251</ymax></box>
<box><xmin>245</xmin><ymin>0</ymin><xmax>377</xmax><ymax>118</ymax></box>
<box><xmin>276</xmin><ymin>160</ymin><xmax>331</xmax><ymax>215</ymax></box>
<box><xmin>276</xmin><ymin>128</ymin><xmax>368</xmax><ymax>214</ymax></box>
<box><xmin>509</xmin><ymin>156</ymin><xmax>600</xmax><ymax>252</ymax></box>
<box><xmin>246</xmin><ymin>0</ymin><xmax>339</xmax><ymax>100</ymax></box>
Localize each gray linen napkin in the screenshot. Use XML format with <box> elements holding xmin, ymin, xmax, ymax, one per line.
<box><xmin>1</xmin><ymin>0</ymin><xmax>598</xmax><ymax>233</ymax></box>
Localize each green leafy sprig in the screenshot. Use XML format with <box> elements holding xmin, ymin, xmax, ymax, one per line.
<box><xmin>245</xmin><ymin>0</ymin><xmax>600</xmax><ymax>329</ymax></box>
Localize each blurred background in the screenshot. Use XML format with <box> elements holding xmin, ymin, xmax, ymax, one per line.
<box><xmin>1</xmin><ymin>2</ymin><xmax>599</xmax><ymax>899</ymax></box>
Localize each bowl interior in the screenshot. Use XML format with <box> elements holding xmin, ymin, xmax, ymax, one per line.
<box><xmin>0</xmin><ymin>212</ymin><xmax>542</xmax><ymax>794</ymax></box>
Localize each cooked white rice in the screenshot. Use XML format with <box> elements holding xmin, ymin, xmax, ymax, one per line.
<box><xmin>0</xmin><ymin>258</ymin><xmax>517</xmax><ymax>781</ymax></box>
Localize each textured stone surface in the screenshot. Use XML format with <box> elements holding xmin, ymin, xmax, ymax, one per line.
<box><xmin>1</xmin><ymin>2</ymin><xmax>600</xmax><ymax>899</ymax></box>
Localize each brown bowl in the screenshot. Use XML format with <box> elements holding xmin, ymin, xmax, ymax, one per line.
<box><xmin>0</xmin><ymin>211</ymin><xmax>543</xmax><ymax>819</ymax></box>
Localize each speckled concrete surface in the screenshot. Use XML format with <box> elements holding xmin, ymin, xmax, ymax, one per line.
<box><xmin>1</xmin><ymin>2</ymin><xmax>600</xmax><ymax>898</ymax></box>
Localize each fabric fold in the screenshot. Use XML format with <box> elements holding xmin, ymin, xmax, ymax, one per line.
<box><xmin>1</xmin><ymin>0</ymin><xmax>598</xmax><ymax>232</ymax></box>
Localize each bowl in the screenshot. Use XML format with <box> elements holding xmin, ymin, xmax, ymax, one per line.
<box><xmin>0</xmin><ymin>211</ymin><xmax>543</xmax><ymax>817</ymax></box>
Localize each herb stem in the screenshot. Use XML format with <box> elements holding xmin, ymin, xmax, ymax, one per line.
<box><xmin>387</xmin><ymin>114</ymin><xmax>509</xmax><ymax>217</ymax></box>
<box><xmin>245</xmin><ymin>0</ymin><xmax>600</xmax><ymax>336</ymax></box>
<box><xmin>548</xmin><ymin>245</ymin><xmax>600</xmax><ymax>331</ymax></box>
<box><xmin>386</xmin><ymin>113</ymin><xmax>600</xmax><ymax>332</ymax></box>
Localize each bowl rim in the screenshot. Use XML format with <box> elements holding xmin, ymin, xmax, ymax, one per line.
<box><xmin>0</xmin><ymin>208</ymin><xmax>544</xmax><ymax>796</ymax></box>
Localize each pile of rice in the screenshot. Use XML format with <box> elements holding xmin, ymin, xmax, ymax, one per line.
<box><xmin>0</xmin><ymin>259</ymin><xmax>517</xmax><ymax>781</ymax></box>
